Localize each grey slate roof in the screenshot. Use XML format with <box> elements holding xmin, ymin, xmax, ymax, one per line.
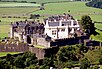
<box><xmin>48</xmin><ymin>22</ymin><xmax>59</xmax><ymax>26</ymax></box>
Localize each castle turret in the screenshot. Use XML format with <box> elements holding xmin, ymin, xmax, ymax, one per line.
<box><xmin>10</xmin><ymin>23</ymin><xmax>14</xmax><ymax>38</ymax></box>
<box><xmin>19</xmin><ymin>33</ymin><xmax>23</xmax><ymax>42</ymax></box>
<box><xmin>23</xmin><ymin>35</ymin><xmax>27</xmax><ymax>43</ymax></box>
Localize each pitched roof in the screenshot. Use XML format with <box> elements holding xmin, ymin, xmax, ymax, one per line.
<box><xmin>48</xmin><ymin>22</ymin><xmax>59</xmax><ymax>26</ymax></box>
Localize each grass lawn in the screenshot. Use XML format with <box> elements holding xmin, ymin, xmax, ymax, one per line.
<box><xmin>0</xmin><ymin>52</ymin><xmax>20</xmax><ymax>57</ymax></box>
<box><xmin>32</xmin><ymin>2</ymin><xmax>102</xmax><ymax>22</ymax></box>
<box><xmin>0</xmin><ymin>7</ymin><xmax>39</xmax><ymax>17</ymax></box>
<box><xmin>90</xmin><ymin>30</ymin><xmax>102</xmax><ymax>42</ymax></box>
<box><xmin>34</xmin><ymin>45</ymin><xmax>45</xmax><ymax>49</ymax></box>
<box><xmin>100</xmin><ymin>65</ymin><xmax>102</xmax><ymax>69</ymax></box>
<box><xmin>0</xmin><ymin>18</ymin><xmax>26</xmax><ymax>24</ymax></box>
<box><xmin>84</xmin><ymin>49</ymin><xmax>101</xmax><ymax>64</ymax></box>
<box><xmin>0</xmin><ymin>25</ymin><xmax>10</xmax><ymax>38</ymax></box>
<box><xmin>64</xmin><ymin>68</ymin><xmax>69</xmax><ymax>69</ymax></box>
<box><xmin>95</xmin><ymin>23</ymin><xmax>102</xmax><ymax>30</ymax></box>
<box><xmin>0</xmin><ymin>2</ymin><xmax>40</xmax><ymax>17</ymax></box>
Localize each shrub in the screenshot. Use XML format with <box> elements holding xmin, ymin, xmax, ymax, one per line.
<box><xmin>30</xmin><ymin>2</ymin><xmax>36</xmax><ymax>3</ymax></box>
<box><xmin>80</xmin><ymin>58</ymin><xmax>90</xmax><ymax>69</ymax></box>
<box><xmin>2</xmin><ymin>16</ymin><xmax>6</xmax><ymax>18</ymax></box>
<box><xmin>99</xmin><ymin>57</ymin><xmax>102</xmax><ymax>64</ymax></box>
<box><xmin>20</xmin><ymin>1</ymin><xmax>27</xmax><ymax>3</ymax></box>
<box><xmin>8</xmin><ymin>16</ymin><xmax>12</xmax><ymax>18</ymax></box>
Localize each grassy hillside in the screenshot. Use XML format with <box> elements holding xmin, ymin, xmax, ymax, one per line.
<box><xmin>0</xmin><ymin>2</ymin><xmax>102</xmax><ymax>39</ymax></box>
<box><xmin>0</xmin><ymin>7</ymin><xmax>39</xmax><ymax>17</ymax></box>
<box><xmin>84</xmin><ymin>48</ymin><xmax>102</xmax><ymax>64</ymax></box>
<box><xmin>32</xmin><ymin>2</ymin><xmax>102</xmax><ymax>22</ymax></box>
<box><xmin>95</xmin><ymin>23</ymin><xmax>102</xmax><ymax>30</ymax></box>
<box><xmin>0</xmin><ymin>2</ymin><xmax>40</xmax><ymax>7</ymax></box>
<box><xmin>0</xmin><ymin>52</ymin><xmax>19</xmax><ymax>57</ymax></box>
<box><xmin>0</xmin><ymin>2</ymin><xmax>40</xmax><ymax>17</ymax></box>
<box><xmin>1</xmin><ymin>0</ymin><xmax>71</xmax><ymax>4</ymax></box>
<box><xmin>90</xmin><ymin>30</ymin><xmax>102</xmax><ymax>42</ymax></box>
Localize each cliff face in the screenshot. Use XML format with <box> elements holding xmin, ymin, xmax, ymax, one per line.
<box><xmin>86</xmin><ymin>0</ymin><xmax>102</xmax><ymax>9</ymax></box>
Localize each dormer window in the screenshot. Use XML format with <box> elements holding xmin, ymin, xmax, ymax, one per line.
<box><xmin>52</xmin><ymin>30</ymin><xmax>56</xmax><ymax>35</ymax></box>
<box><xmin>73</xmin><ymin>21</ymin><xmax>77</xmax><ymax>26</ymax></box>
<box><xmin>61</xmin><ymin>29</ymin><xmax>65</xmax><ymax>32</ymax></box>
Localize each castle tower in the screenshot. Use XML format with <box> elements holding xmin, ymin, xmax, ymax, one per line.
<box><xmin>19</xmin><ymin>33</ymin><xmax>24</xmax><ymax>42</ymax></box>
<box><xmin>10</xmin><ymin>23</ymin><xmax>14</xmax><ymax>38</ymax></box>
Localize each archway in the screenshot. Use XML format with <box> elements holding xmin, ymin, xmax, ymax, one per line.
<box><xmin>27</xmin><ymin>35</ymin><xmax>31</xmax><ymax>44</ymax></box>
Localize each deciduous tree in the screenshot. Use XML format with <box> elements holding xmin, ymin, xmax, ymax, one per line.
<box><xmin>81</xmin><ymin>15</ymin><xmax>95</xmax><ymax>35</ymax></box>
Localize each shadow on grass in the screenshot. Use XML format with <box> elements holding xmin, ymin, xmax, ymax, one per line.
<box><xmin>92</xmin><ymin>28</ymin><xmax>100</xmax><ymax>36</ymax></box>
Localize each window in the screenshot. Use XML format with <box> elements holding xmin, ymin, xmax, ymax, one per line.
<box><xmin>52</xmin><ymin>30</ymin><xmax>56</xmax><ymax>35</ymax></box>
<box><xmin>73</xmin><ymin>21</ymin><xmax>77</xmax><ymax>26</ymax></box>
<box><xmin>61</xmin><ymin>29</ymin><xmax>65</xmax><ymax>32</ymax></box>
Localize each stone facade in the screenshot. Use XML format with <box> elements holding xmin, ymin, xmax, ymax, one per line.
<box><xmin>29</xmin><ymin>46</ymin><xmax>59</xmax><ymax>59</ymax></box>
<box><xmin>10</xmin><ymin>14</ymin><xmax>85</xmax><ymax>47</ymax></box>
<box><xmin>10</xmin><ymin>20</ymin><xmax>45</xmax><ymax>45</ymax></box>
<box><xmin>44</xmin><ymin>14</ymin><xmax>82</xmax><ymax>39</ymax></box>
<box><xmin>37</xmin><ymin>37</ymin><xmax>51</xmax><ymax>48</ymax></box>
<box><xmin>0</xmin><ymin>42</ymin><xmax>28</xmax><ymax>52</ymax></box>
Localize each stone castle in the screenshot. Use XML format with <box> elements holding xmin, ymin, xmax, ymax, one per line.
<box><xmin>10</xmin><ymin>14</ymin><xmax>85</xmax><ymax>48</ymax></box>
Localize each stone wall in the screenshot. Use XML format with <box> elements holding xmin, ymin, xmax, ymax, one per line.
<box><xmin>86</xmin><ymin>41</ymin><xmax>102</xmax><ymax>46</ymax></box>
<box><xmin>29</xmin><ymin>46</ymin><xmax>59</xmax><ymax>59</ymax></box>
<box><xmin>37</xmin><ymin>37</ymin><xmax>50</xmax><ymax>48</ymax></box>
<box><xmin>0</xmin><ymin>43</ymin><xmax>28</xmax><ymax>52</ymax></box>
<box><xmin>36</xmin><ymin>35</ymin><xmax>89</xmax><ymax>47</ymax></box>
<box><xmin>29</xmin><ymin>47</ymin><xmax>45</xmax><ymax>59</ymax></box>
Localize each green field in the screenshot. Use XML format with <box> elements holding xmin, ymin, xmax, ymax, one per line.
<box><xmin>91</xmin><ymin>30</ymin><xmax>102</xmax><ymax>42</ymax></box>
<box><xmin>0</xmin><ymin>2</ymin><xmax>40</xmax><ymax>7</ymax></box>
<box><xmin>0</xmin><ymin>25</ymin><xmax>9</xmax><ymax>38</ymax></box>
<box><xmin>95</xmin><ymin>23</ymin><xmax>102</xmax><ymax>30</ymax></box>
<box><xmin>1</xmin><ymin>0</ymin><xmax>71</xmax><ymax>4</ymax></box>
<box><xmin>0</xmin><ymin>52</ymin><xmax>19</xmax><ymax>57</ymax></box>
<box><xmin>32</xmin><ymin>2</ymin><xmax>102</xmax><ymax>22</ymax></box>
<box><xmin>0</xmin><ymin>2</ymin><xmax>40</xmax><ymax>17</ymax></box>
<box><xmin>84</xmin><ymin>48</ymin><xmax>102</xmax><ymax>64</ymax></box>
<box><xmin>0</xmin><ymin>8</ymin><xmax>39</xmax><ymax>17</ymax></box>
<box><xmin>0</xmin><ymin>2</ymin><xmax>102</xmax><ymax>39</ymax></box>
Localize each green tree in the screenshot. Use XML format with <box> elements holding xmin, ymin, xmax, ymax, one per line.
<box><xmin>23</xmin><ymin>51</ymin><xmax>38</xmax><ymax>67</ymax></box>
<box><xmin>43</xmin><ymin>57</ymin><xmax>54</xmax><ymax>66</ymax></box>
<box><xmin>26</xmin><ymin>64</ymin><xmax>38</xmax><ymax>69</ymax></box>
<box><xmin>14</xmin><ymin>55</ymin><xmax>25</xmax><ymax>68</ymax></box>
<box><xmin>0</xmin><ymin>60</ymin><xmax>5</xmax><ymax>69</ymax></box>
<box><xmin>78</xmin><ymin>44</ymin><xmax>88</xmax><ymax>53</ymax></box>
<box><xmin>81</xmin><ymin>15</ymin><xmax>95</xmax><ymax>35</ymax></box>
<box><xmin>99</xmin><ymin>57</ymin><xmax>102</xmax><ymax>64</ymax></box>
<box><xmin>80</xmin><ymin>58</ymin><xmax>90</xmax><ymax>69</ymax></box>
<box><xmin>57</xmin><ymin>46</ymin><xmax>78</xmax><ymax>62</ymax></box>
<box><xmin>86</xmin><ymin>0</ymin><xmax>102</xmax><ymax>9</ymax></box>
<box><xmin>92</xmin><ymin>65</ymin><xmax>99</xmax><ymax>69</ymax></box>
